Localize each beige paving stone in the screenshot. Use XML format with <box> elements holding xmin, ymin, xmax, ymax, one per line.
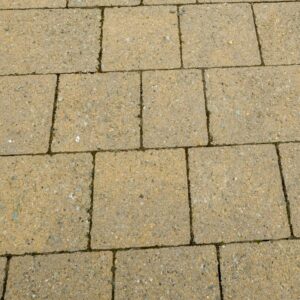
<box><xmin>0</xmin><ymin>75</ymin><xmax>56</xmax><ymax>155</ymax></box>
<box><xmin>102</xmin><ymin>6</ymin><xmax>180</xmax><ymax>71</ymax></box>
<box><xmin>0</xmin><ymin>258</ymin><xmax>6</xmax><ymax>297</ymax></box>
<box><xmin>200</xmin><ymin>0</ymin><xmax>291</xmax><ymax>2</ymax></box>
<box><xmin>0</xmin><ymin>10</ymin><xmax>101</xmax><ymax>75</ymax></box>
<box><xmin>189</xmin><ymin>145</ymin><xmax>290</xmax><ymax>244</ymax></box>
<box><xmin>0</xmin><ymin>154</ymin><xmax>92</xmax><ymax>255</ymax></box>
<box><xmin>180</xmin><ymin>4</ymin><xmax>260</xmax><ymax>67</ymax></box>
<box><xmin>52</xmin><ymin>73</ymin><xmax>140</xmax><ymax>152</ymax></box>
<box><xmin>69</xmin><ymin>0</ymin><xmax>139</xmax><ymax>6</ymax></box>
<box><xmin>206</xmin><ymin>66</ymin><xmax>300</xmax><ymax>145</ymax></box>
<box><xmin>254</xmin><ymin>3</ymin><xmax>300</xmax><ymax>65</ymax></box>
<box><xmin>145</xmin><ymin>0</ymin><xmax>194</xmax><ymax>5</ymax></box>
<box><xmin>92</xmin><ymin>149</ymin><xmax>190</xmax><ymax>249</ymax></box>
<box><xmin>143</xmin><ymin>70</ymin><xmax>208</xmax><ymax>148</ymax></box>
<box><xmin>279</xmin><ymin>143</ymin><xmax>300</xmax><ymax>237</ymax></box>
<box><xmin>221</xmin><ymin>240</ymin><xmax>300</xmax><ymax>300</ymax></box>
<box><xmin>0</xmin><ymin>0</ymin><xmax>66</xmax><ymax>8</ymax></box>
<box><xmin>115</xmin><ymin>246</ymin><xmax>220</xmax><ymax>299</ymax></box>
<box><xmin>6</xmin><ymin>252</ymin><xmax>112</xmax><ymax>300</ymax></box>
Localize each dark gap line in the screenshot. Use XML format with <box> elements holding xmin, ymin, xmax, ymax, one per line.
<box><xmin>139</xmin><ymin>71</ymin><xmax>144</xmax><ymax>149</ymax></box>
<box><xmin>216</xmin><ymin>245</ymin><xmax>224</xmax><ymax>300</ymax></box>
<box><xmin>177</xmin><ymin>6</ymin><xmax>184</xmax><ymax>68</ymax></box>
<box><xmin>0</xmin><ymin>256</ymin><xmax>11</xmax><ymax>300</ymax></box>
<box><xmin>97</xmin><ymin>9</ymin><xmax>105</xmax><ymax>72</ymax></box>
<box><xmin>111</xmin><ymin>251</ymin><xmax>116</xmax><ymax>300</ymax></box>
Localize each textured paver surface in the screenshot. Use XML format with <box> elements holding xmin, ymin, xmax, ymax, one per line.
<box><xmin>0</xmin><ymin>0</ymin><xmax>299</xmax><ymax>299</ymax></box>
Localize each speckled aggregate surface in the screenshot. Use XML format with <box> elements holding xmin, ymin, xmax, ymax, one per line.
<box><xmin>0</xmin><ymin>0</ymin><xmax>299</xmax><ymax>299</ymax></box>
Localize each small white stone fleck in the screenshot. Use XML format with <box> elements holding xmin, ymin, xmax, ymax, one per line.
<box><xmin>75</xmin><ymin>136</ymin><xmax>80</xmax><ymax>143</ymax></box>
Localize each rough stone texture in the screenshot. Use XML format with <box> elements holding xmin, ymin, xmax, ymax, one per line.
<box><xmin>145</xmin><ymin>0</ymin><xmax>194</xmax><ymax>4</ymax></box>
<box><xmin>279</xmin><ymin>143</ymin><xmax>300</xmax><ymax>237</ymax></box>
<box><xmin>92</xmin><ymin>149</ymin><xmax>190</xmax><ymax>249</ymax></box>
<box><xmin>69</xmin><ymin>0</ymin><xmax>139</xmax><ymax>6</ymax></box>
<box><xmin>0</xmin><ymin>0</ymin><xmax>66</xmax><ymax>8</ymax></box>
<box><xmin>116</xmin><ymin>246</ymin><xmax>220</xmax><ymax>299</ymax></box>
<box><xmin>206</xmin><ymin>66</ymin><xmax>300</xmax><ymax>144</ymax></box>
<box><xmin>0</xmin><ymin>154</ymin><xmax>92</xmax><ymax>255</ymax></box>
<box><xmin>6</xmin><ymin>252</ymin><xmax>112</xmax><ymax>300</ymax></box>
<box><xmin>52</xmin><ymin>73</ymin><xmax>140</xmax><ymax>152</ymax></box>
<box><xmin>0</xmin><ymin>10</ymin><xmax>101</xmax><ymax>75</ymax></box>
<box><xmin>254</xmin><ymin>3</ymin><xmax>300</xmax><ymax>65</ymax></box>
<box><xmin>180</xmin><ymin>4</ymin><xmax>260</xmax><ymax>68</ymax></box>
<box><xmin>189</xmin><ymin>145</ymin><xmax>290</xmax><ymax>244</ymax></box>
<box><xmin>221</xmin><ymin>240</ymin><xmax>300</xmax><ymax>300</ymax></box>
<box><xmin>102</xmin><ymin>6</ymin><xmax>180</xmax><ymax>71</ymax></box>
<box><xmin>0</xmin><ymin>258</ymin><xmax>6</xmax><ymax>297</ymax></box>
<box><xmin>143</xmin><ymin>70</ymin><xmax>208</xmax><ymax>148</ymax></box>
<box><xmin>0</xmin><ymin>75</ymin><xmax>56</xmax><ymax>155</ymax></box>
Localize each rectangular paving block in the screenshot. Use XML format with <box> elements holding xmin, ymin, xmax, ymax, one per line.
<box><xmin>102</xmin><ymin>6</ymin><xmax>180</xmax><ymax>71</ymax></box>
<box><xmin>52</xmin><ymin>73</ymin><xmax>140</xmax><ymax>152</ymax></box>
<box><xmin>0</xmin><ymin>0</ymin><xmax>66</xmax><ymax>8</ymax></box>
<box><xmin>69</xmin><ymin>0</ymin><xmax>139</xmax><ymax>6</ymax></box>
<box><xmin>206</xmin><ymin>66</ymin><xmax>300</xmax><ymax>145</ymax></box>
<box><xmin>221</xmin><ymin>241</ymin><xmax>300</xmax><ymax>300</ymax></box>
<box><xmin>0</xmin><ymin>258</ymin><xmax>6</xmax><ymax>297</ymax></box>
<box><xmin>115</xmin><ymin>246</ymin><xmax>220</xmax><ymax>299</ymax></box>
<box><xmin>92</xmin><ymin>149</ymin><xmax>190</xmax><ymax>249</ymax></box>
<box><xmin>0</xmin><ymin>10</ymin><xmax>101</xmax><ymax>75</ymax></box>
<box><xmin>145</xmin><ymin>0</ymin><xmax>194</xmax><ymax>4</ymax></box>
<box><xmin>279</xmin><ymin>143</ymin><xmax>300</xmax><ymax>237</ymax></box>
<box><xmin>143</xmin><ymin>70</ymin><xmax>208</xmax><ymax>148</ymax></box>
<box><xmin>189</xmin><ymin>145</ymin><xmax>290</xmax><ymax>244</ymax></box>
<box><xmin>179</xmin><ymin>4</ymin><xmax>260</xmax><ymax>68</ymax></box>
<box><xmin>0</xmin><ymin>75</ymin><xmax>56</xmax><ymax>155</ymax></box>
<box><xmin>6</xmin><ymin>252</ymin><xmax>112</xmax><ymax>300</ymax></box>
<box><xmin>0</xmin><ymin>154</ymin><xmax>93</xmax><ymax>255</ymax></box>
<box><xmin>254</xmin><ymin>3</ymin><xmax>300</xmax><ymax>65</ymax></box>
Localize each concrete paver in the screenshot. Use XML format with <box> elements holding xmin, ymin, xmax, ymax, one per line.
<box><xmin>180</xmin><ymin>4</ymin><xmax>260</xmax><ymax>67</ymax></box>
<box><xmin>102</xmin><ymin>6</ymin><xmax>180</xmax><ymax>71</ymax></box>
<box><xmin>0</xmin><ymin>75</ymin><xmax>56</xmax><ymax>155</ymax></box>
<box><xmin>116</xmin><ymin>246</ymin><xmax>220</xmax><ymax>299</ymax></box>
<box><xmin>69</xmin><ymin>0</ymin><xmax>139</xmax><ymax>6</ymax></box>
<box><xmin>279</xmin><ymin>143</ymin><xmax>300</xmax><ymax>237</ymax></box>
<box><xmin>189</xmin><ymin>145</ymin><xmax>290</xmax><ymax>243</ymax></box>
<box><xmin>5</xmin><ymin>252</ymin><xmax>112</xmax><ymax>300</ymax></box>
<box><xmin>221</xmin><ymin>241</ymin><xmax>300</xmax><ymax>300</ymax></box>
<box><xmin>0</xmin><ymin>9</ymin><xmax>101</xmax><ymax>75</ymax></box>
<box><xmin>0</xmin><ymin>154</ymin><xmax>93</xmax><ymax>255</ymax></box>
<box><xmin>143</xmin><ymin>70</ymin><xmax>208</xmax><ymax>148</ymax></box>
<box><xmin>206</xmin><ymin>66</ymin><xmax>300</xmax><ymax>144</ymax></box>
<box><xmin>0</xmin><ymin>258</ymin><xmax>6</xmax><ymax>297</ymax></box>
<box><xmin>92</xmin><ymin>149</ymin><xmax>190</xmax><ymax>249</ymax></box>
<box><xmin>254</xmin><ymin>3</ymin><xmax>300</xmax><ymax>65</ymax></box>
<box><xmin>52</xmin><ymin>73</ymin><xmax>140</xmax><ymax>152</ymax></box>
<box><xmin>0</xmin><ymin>0</ymin><xmax>66</xmax><ymax>8</ymax></box>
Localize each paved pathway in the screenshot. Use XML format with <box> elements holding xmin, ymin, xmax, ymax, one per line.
<box><xmin>0</xmin><ymin>0</ymin><xmax>299</xmax><ymax>299</ymax></box>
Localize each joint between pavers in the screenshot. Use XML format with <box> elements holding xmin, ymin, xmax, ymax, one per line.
<box><xmin>87</xmin><ymin>152</ymin><xmax>97</xmax><ymax>250</ymax></box>
<box><xmin>275</xmin><ymin>144</ymin><xmax>295</xmax><ymax>237</ymax></box>
<box><xmin>111</xmin><ymin>251</ymin><xmax>117</xmax><ymax>300</ymax></box>
<box><xmin>216</xmin><ymin>245</ymin><xmax>224</xmax><ymax>300</ymax></box>
<box><xmin>251</xmin><ymin>4</ymin><xmax>265</xmax><ymax>66</ymax></box>
<box><xmin>185</xmin><ymin>148</ymin><xmax>195</xmax><ymax>245</ymax></box>
<box><xmin>47</xmin><ymin>74</ymin><xmax>60</xmax><ymax>154</ymax></box>
<box><xmin>177</xmin><ymin>6</ymin><xmax>184</xmax><ymax>68</ymax></box>
<box><xmin>97</xmin><ymin>9</ymin><xmax>105</xmax><ymax>72</ymax></box>
<box><xmin>139</xmin><ymin>71</ymin><xmax>144</xmax><ymax>150</ymax></box>
<box><xmin>0</xmin><ymin>256</ymin><xmax>11</xmax><ymax>300</ymax></box>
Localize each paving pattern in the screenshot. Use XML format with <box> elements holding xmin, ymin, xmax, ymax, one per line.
<box><xmin>0</xmin><ymin>0</ymin><xmax>299</xmax><ymax>299</ymax></box>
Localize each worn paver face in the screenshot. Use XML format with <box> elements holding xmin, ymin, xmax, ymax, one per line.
<box><xmin>0</xmin><ymin>154</ymin><xmax>92</xmax><ymax>255</ymax></box>
<box><xmin>116</xmin><ymin>246</ymin><xmax>220</xmax><ymax>299</ymax></box>
<box><xmin>0</xmin><ymin>10</ymin><xmax>101</xmax><ymax>75</ymax></box>
<box><xmin>0</xmin><ymin>258</ymin><xmax>6</xmax><ymax>297</ymax></box>
<box><xmin>52</xmin><ymin>73</ymin><xmax>140</xmax><ymax>152</ymax></box>
<box><xmin>206</xmin><ymin>66</ymin><xmax>300</xmax><ymax>145</ymax></box>
<box><xmin>279</xmin><ymin>143</ymin><xmax>300</xmax><ymax>237</ymax></box>
<box><xmin>92</xmin><ymin>149</ymin><xmax>190</xmax><ymax>249</ymax></box>
<box><xmin>6</xmin><ymin>252</ymin><xmax>112</xmax><ymax>300</ymax></box>
<box><xmin>143</xmin><ymin>70</ymin><xmax>207</xmax><ymax>148</ymax></box>
<box><xmin>0</xmin><ymin>0</ymin><xmax>66</xmax><ymax>8</ymax></box>
<box><xmin>180</xmin><ymin>4</ymin><xmax>260</xmax><ymax>68</ymax></box>
<box><xmin>0</xmin><ymin>75</ymin><xmax>56</xmax><ymax>155</ymax></box>
<box><xmin>69</xmin><ymin>0</ymin><xmax>139</xmax><ymax>6</ymax></box>
<box><xmin>221</xmin><ymin>241</ymin><xmax>300</xmax><ymax>300</ymax></box>
<box><xmin>189</xmin><ymin>145</ymin><xmax>290</xmax><ymax>244</ymax></box>
<box><xmin>102</xmin><ymin>6</ymin><xmax>180</xmax><ymax>71</ymax></box>
<box><xmin>254</xmin><ymin>3</ymin><xmax>300</xmax><ymax>65</ymax></box>
<box><xmin>144</xmin><ymin>0</ymin><xmax>194</xmax><ymax>5</ymax></box>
